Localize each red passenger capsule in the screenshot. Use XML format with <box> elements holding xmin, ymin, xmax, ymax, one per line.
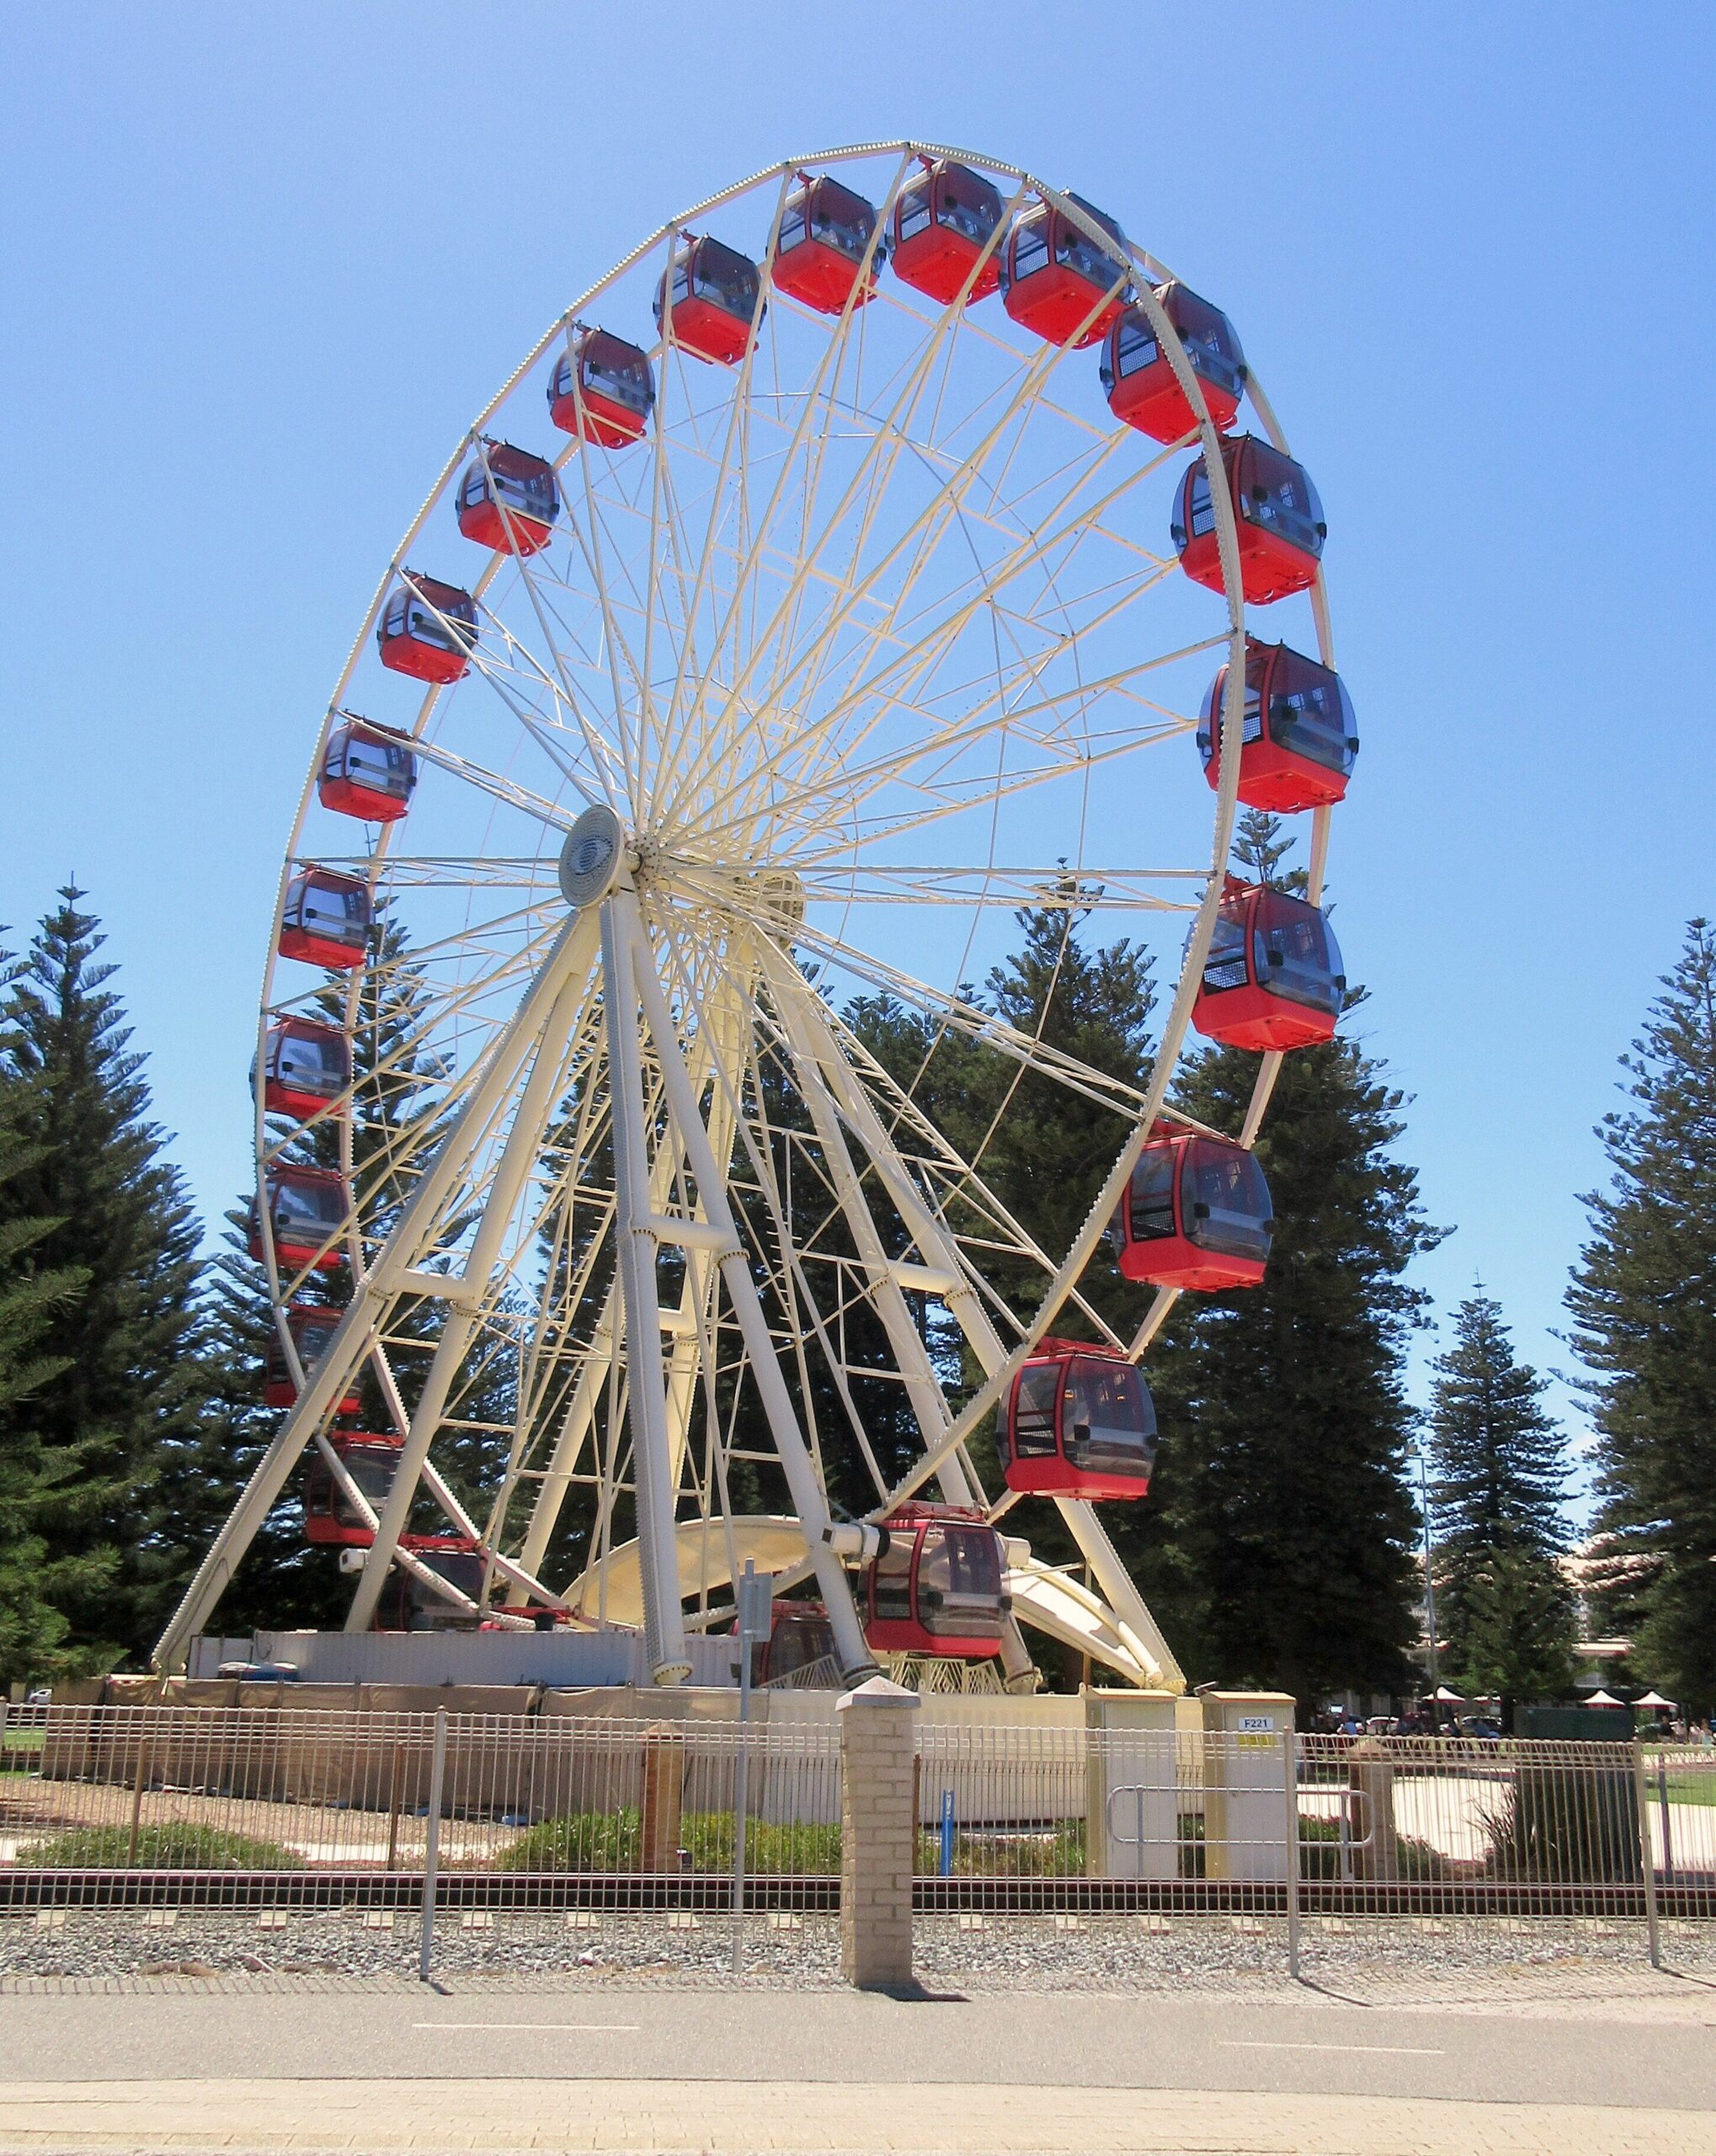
<box><xmin>547</xmin><ymin>328</ymin><xmax>656</xmax><ymax>448</ymax></box>
<box><xmin>772</xmin><ymin>173</ymin><xmax>886</xmax><ymax>315</ymax></box>
<box><xmin>319</xmin><ymin>720</ymin><xmax>418</xmax><ymax>824</ymax></box>
<box><xmin>265</xmin><ymin>1302</ymin><xmax>360</xmax><ymax>1413</ymax></box>
<box><xmin>278</xmin><ymin>869</ymin><xmax>370</xmax><ymax>970</ymax></box>
<box><xmin>1199</xmin><ymin>639</ymin><xmax>1357</xmax><ymax>813</ymax></box>
<box><xmin>376</xmin><ymin>572</ymin><xmax>478</xmax><ymax>685</ymax></box>
<box><xmin>456</xmin><ymin>440</ymin><xmax>560</xmax><ymax>556</ymax></box>
<box><xmin>1192</xmin><ymin>883</ymin><xmax>1345</xmax><ymax>1053</ymax></box>
<box><xmin>1111</xmin><ymin>1129</ymin><xmax>1273</xmax><ymax>1292</ymax></box>
<box><xmin>258</xmin><ymin>1017</ymin><xmax>350</xmax><ymax>1120</ymax></box>
<box><xmin>891</xmin><ymin>159</ymin><xmax>1006</xmax><ymax>304</ymax></box>
<box><xmin>303</xmin><ymin>1434</ymin><xmax>403</xmax><ymax>1547</ymax></box>
<box><xmin>654</xmin><ymin>234</ymin><xmax>765</xmax><ymax>365</ymax></box>
<box><xmin>394</xmin><ymin>1534</ymin><xmax>488</xmax><ymax>1630</ymax></box>
<box><xmin>1002</xmin><ymin>1341</ymin><xmax>1157</xmax><ymax>1501</ymax></box>
<box><xmin>1100</xmin><ymin>283</ymin><xmax>1246</xmax><ymax>443</ymax></box>
<box><xmin>864</xmin><ymin>1504</ymin><xmax>1007</xmax><ymax>1660</ymax></box>
<box><xmin>1001</xmin><ymin>194</ymin><xmax>1131</xmax><ymax>348</ymax></box>
<box><xmin>1172</xmin><ymin>434</ymin><xmax>1325</xmax><ymax>606</ymax></box>
<box><xmin>736</xmin><ymin>1601</ymin><xmax>838</xmax><ymax>1688</ymax></box>
<box><xmin>248</xmin><ymin>1166</ymin><xmax>350</xmax><ymax>1273</ymax></box>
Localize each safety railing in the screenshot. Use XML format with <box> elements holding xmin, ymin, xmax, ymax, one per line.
<box><xmin>0</xmin><ymin>1702</ymin><xmax>839</xmax><ymax>1919</ymax></box>
<box><xmin>5</xmin><ymin>1702</ymin><xmax>1713</xmax><ymax>1980</ymax></box>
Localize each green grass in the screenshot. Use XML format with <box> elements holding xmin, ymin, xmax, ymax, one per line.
<box><xmin>2</xmin><ymin>1727</ymin><xmax>45</xmax><ymax>1776</ymax></box>
<box><xmin>1662</xmin><ymin>1775</ymin><xmax>1716</xmax><ymax>1807</ymax></box>
<box><xmin>16</xmin><ymin>1823</ymin><xmax>305</xmax><ymax>1870</ymax></box>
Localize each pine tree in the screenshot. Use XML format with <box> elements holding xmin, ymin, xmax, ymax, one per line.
<box><xmin>1452</xmin><ymin>1548</ymin><xmax>1575</xmax><ymax>1710</ymax></box>
<box><xmin>0</xmin><ymin>890</ymin><xmax>211</xmax><ymax>1665</ymax></box>
<box><xmin>0</xmin><ymin>1006</ymin><xmax>117</xmax><ymax>1688</ymax></box>
<box><xmin>1426</xmin><ymin>1291</ymin><xmax>1574</xmax><ymax>1717</ymax></box>
<box><xmin>1566</xmin><ymin>917</ymin><xmax>1716</xmax><ymax>1714</ymax></box>
<box><xmin>1118</xmin><ymin>818</ymin><xmax>1443</xmax><ymax>1708</ymax></box>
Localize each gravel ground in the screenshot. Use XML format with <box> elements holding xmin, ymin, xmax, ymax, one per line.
<box><xmin>2</xmin><ymin>1908</ymin><xmax>1711</xmax><ymax>1995</ymax></box>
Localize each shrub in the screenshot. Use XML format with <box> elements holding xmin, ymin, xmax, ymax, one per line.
<box><xmin>498</xmin><ymin>1808</ymin><xmax>840</xmax><ymax>1875</ymax></box>
<box><xmin>498</xmin><ymin>1808</ymin><xmax>640</xmax><ymax>1871</ymax></box>
<box><xmin>1482</xmin><ymin>1763</ymin><xmax>1641</xmax><ymax>1883</ymax></box>
<box><xmin>17</xmin><ymin>1823</ymin><xmax>304</xmax><ymax>1869</ymax></box>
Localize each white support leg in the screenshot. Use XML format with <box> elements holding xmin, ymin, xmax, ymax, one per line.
<box><xmin>152</xmin><ymin>914</ymin><xmax>600</xmax><ymax>1672</ymax></box>
<box><xmin>768</xmin><ymin>971</ymin><xmax>1036</xmax><ymax>1686</ymax></box>
<box><xmin>764</xmin><ymin>942</ymin><xmax>1181</xmax><ymax>1689</ymax></box>
<box><xmin>624</xmin><ymin>896</ymin><xmax>881</xmax><ymax>1684</ymax></box>
<box><xmin>344</xmin><ymin>929</ymin><xmax>607</xmax><ymax>1636</ymax></box>
<box><xmin>599</xmin><ymin>892</ymin><xmax>692</xmax><ymax>1684</ymax></box>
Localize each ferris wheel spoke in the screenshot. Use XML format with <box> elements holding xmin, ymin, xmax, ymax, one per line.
<box><xmin>693</xmin><ymin>483</ymin><xmax>1182</xmax><ymax>843</ymax></box>
<box><xmin>748</xmin><ymin>388</ymin><xmax>1166</xmax><ymax>803</ymax></box>
<box><xmin>662</xmin><ymin>318</ymin><xmax>1074</xmax><ymax>826</ymax></box>
<box><xmin>462</xmin><ymin>631</ymin><xmax>624</xmax><ymax>810</ymax></box>
<box><xmin>752</xmin><ymin>911</ymin><xmax>1151</xmax><ymax>1119</ymax></box>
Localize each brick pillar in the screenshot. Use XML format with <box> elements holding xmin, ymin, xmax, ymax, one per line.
<box><xmin>638</xmin><ymin>1722</ymin><xmax>684</xmax><ymax>1874</ymax></box>
<box><xmin>1347</xmin><ymin>1739</ymin><xmax>1399</xmax><ymax>1881</ymax></box>
<box><xmin>838</xmin><ymin>1675</ymin><xmax>919</xmax><ymax>1988</ymax></box>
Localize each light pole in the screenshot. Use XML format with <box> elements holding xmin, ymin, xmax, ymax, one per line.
<box><xmin>1416</xmin><ymin>1440</ymin><xmax>1441</xmax><ymax>1717</ymax></box>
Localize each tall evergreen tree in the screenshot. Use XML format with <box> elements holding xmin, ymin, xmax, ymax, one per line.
<box><xmin>0</xmin><ymin>991</ymin><xmax>117</xmax><ymax>1687</ymax></box>
<box><xmin>1426</xmin><ymin>1290</ymin><xmax>1574</xmax><ymax>1717</ymax></box>
<box><xmin>0</xmin><ymin>890</ymin><xmax>211</xmax><ymax>1664</ymax></box>
<box><xmin>1566</xmin><ymin>917</ymin><xmax>1716</xmax><ymax>1713</ymax></box>
<box><xmin>1116</xmin><ymin>818</ymin><xmax>1443</xmax><ymax>1707</ymax></box>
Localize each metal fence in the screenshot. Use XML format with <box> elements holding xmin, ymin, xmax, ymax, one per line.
<box><xmin>4</xmin><ymin>1702</ymin><xmax>1713</xmax><ymax>1979</ymax></box>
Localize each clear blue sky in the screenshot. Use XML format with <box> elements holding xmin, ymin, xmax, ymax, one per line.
<box><xmin>4</xmin><ymin>5</ymin><xmax>1712</xmax><ymax>1514</ymax></box>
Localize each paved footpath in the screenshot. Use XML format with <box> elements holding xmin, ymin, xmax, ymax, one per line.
<box><xmin>3</xmin><ymin>1981</ymin><xmax>1715</xmax><ymax>2155</ymax></box>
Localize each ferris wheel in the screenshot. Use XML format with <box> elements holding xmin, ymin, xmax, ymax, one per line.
<box><xmin>154</xmin><ymin>143</ymin><xmax>1356</xmax><ymax>1689</ymax></box>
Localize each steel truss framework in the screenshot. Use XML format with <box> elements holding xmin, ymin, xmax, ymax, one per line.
<box><xmin>154</xmin><ymin>142</ymin><xmax>1339</xmax><ymax>1688</ymax></box>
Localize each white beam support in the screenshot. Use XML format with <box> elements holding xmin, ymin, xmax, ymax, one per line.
<box><xmin>623</xmin><ymin>894</ymin><xmax>881</xmax><ymax>1684</ymax></box>
<box><xmin>152</xmin><ymin>912</ymin><xmax>600</xmax><ymax>1672</ymax></box>
<box><xmin>599</xmin><ymin>891</ymin><xmax>693</xmax><ymax>1684</ymax></box>
<box><xmin>764</xmin><ymin>941</ymin><xmax>1180</xmax><ymax>1689</ymax></box>
<box><xmin>344</xmin><ymin>921</ymin><xmax>604</xmax><ymax>1635</ymax></box>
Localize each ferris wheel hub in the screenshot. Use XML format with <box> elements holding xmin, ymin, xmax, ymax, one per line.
<box><xmin>557</xmin><ymin>803</ymin><xmax>629</xmax><ymax>909</ymax></box>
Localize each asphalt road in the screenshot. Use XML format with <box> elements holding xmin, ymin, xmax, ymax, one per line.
<box><xmin>3</xmin><ymin>1986</ymin><xmax>1713</xmax><ymax>2111</ymax></box>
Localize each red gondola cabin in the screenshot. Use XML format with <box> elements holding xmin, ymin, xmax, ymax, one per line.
<box><xmin>891</xmin><ymin>159</ymin><xmax>1006</xmax><ymax>304</ymax></box>
<box><xmin>1172</xmin><ymin>434</ymin><xmax>1325</xmax><ymax>606</ymax></box>
<box><xmin>278</xmin><ymin>869</ymin><xmax>370</xmax><ymax>970</ymax></box>
<box><xmin>739</xmin><ymin>1601</ymin><xmax>838</xmax><ymax>1687</ymax></box>
<box><xmin>456</xmin><ymin>440</ymin><xmax>560</xmax><ymax>556</ymax></box>
<box><xmin>1100</xmin><ymin>283</ymin><xmax>1246</xmax><ymax>444</ymax></box>
<box><xmin>376</xmin><ymin>573</ymin><xmax>478</xmax><ymax>685</ymax></box>
<box><xmin>258</xmin><ymin>1017</ymin><xmax>350</xmax><ymax>1120</ymax></box>
<box><xmin>1001</xmin><ymin>194</ymin><xmax>1131</xmax><ymax>348</ymax></box>
<box><xmin>266</xmin><ymin>1303</ymin><xmax>360</xmax><ymax>1412</ymax></box>
<box><xmin>1198</xmin><ymin>639</ymin><xmax>1357</xmax><ymax>813</ymax></box>
<box><xmin>1002</xmin><ymin>1341</ymin><xmax>1157</xmax><ymax>1501</ymax></box>
<box><xmin>772</xmin><ymin>174</ymin><xmax>885</xmax><ymax>315</ymax></box>
<box><xmin>1111</xmin><ymin>1130</ymin><xmax>1273</xmax><ymax>1292</ymax></box>
<box><xmin>303</xmin><ymin>1434</ymin><xmax>402</xmax><ymax>1547</ymax></box>
<box><xmin>1192</xmin><ymin>883</ymin><xmax>1345</xmax><ymax>1052</ymax></box>
<box><xmin>397</xmin><ymin>1534</ymin><xmax>487</xmax><ymax>1630</ymax></box>
<box><xmin>249</xmin><ymin>1166</ymin><xmax>350</xmax><ymax>1273</ymax></box>
<box><xmin>865</xmin><ymin>1504</ymin><xmax>1007</xmax><ymax>1660</ymax></box>
<box><xmin>319</xmin><ymin>721</ymin><xmax>418</xmax><ymax>824</ymax></box>
<box><xmin>654</xmin><ymin>235</ymin><xmax>765</xmax><ymax>365</ymax></box>
<box><xmin>547</xmin><ymin>328</ymin><xmax>656</xmax><ymax>448</ymax></box>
